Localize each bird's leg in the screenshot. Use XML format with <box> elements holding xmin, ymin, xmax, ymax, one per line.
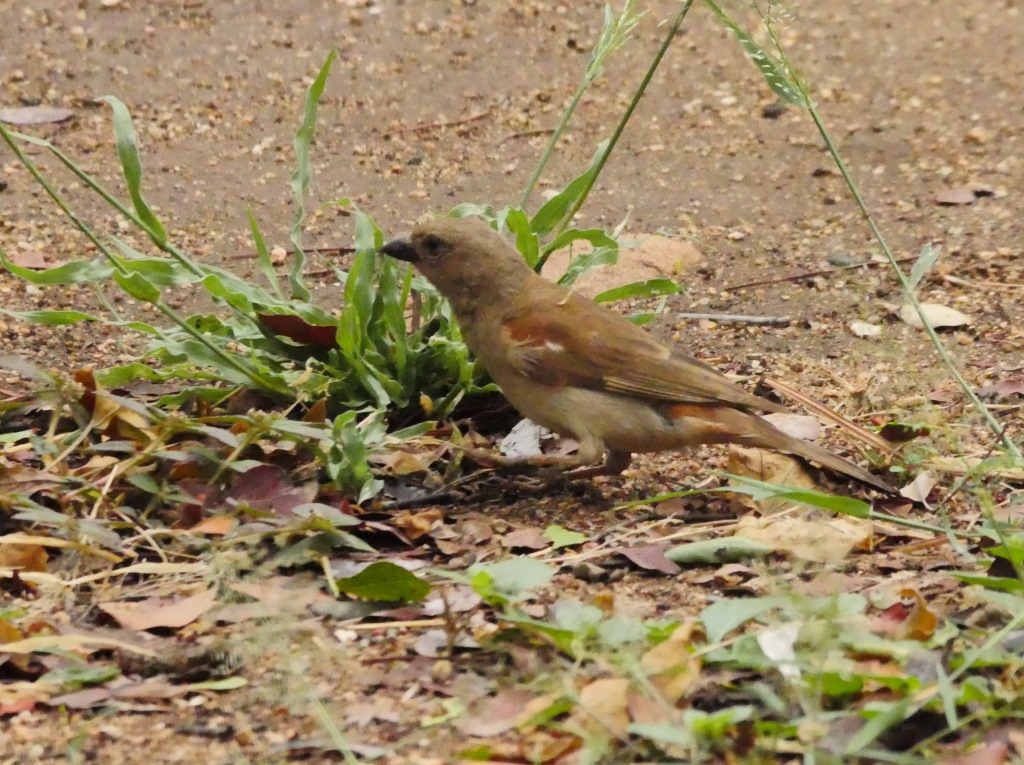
<box><xmin>565</xmin><ymin>450</ymin><xmax>632</xmax><ymax>479</ymax></box>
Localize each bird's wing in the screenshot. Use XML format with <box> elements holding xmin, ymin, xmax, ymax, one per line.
<box><xmin>501</xmin><ymin>294</ymin><xmax>785</xmax><ymax>413</ymax></box>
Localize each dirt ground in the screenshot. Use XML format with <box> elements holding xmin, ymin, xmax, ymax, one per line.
<box><xmin>2</xmin><ymin>0</ymin><xmax>1023</xmax><ymax>762</ymax></box>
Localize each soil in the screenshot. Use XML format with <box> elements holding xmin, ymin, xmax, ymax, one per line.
<box><xmin>1</xmin><ymin>0</ymin><xmax>1023</xmax><ymax>763</ymax></box>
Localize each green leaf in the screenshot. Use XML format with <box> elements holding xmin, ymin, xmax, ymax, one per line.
<box><xmin>247</xmin><ymin>207</ymin><xmax>284</xmax><ymax>299</ymax></box>
<box><xmin>907</xmin><ymin>243</ymin><xmax>942</xmax><ymax>293</ymax></box>
<box><xmin>530</xmin><ymin>141</ymin><xmax>607</xmax><ymax>237</ymax></box>
<box><xmin>97</xmin><ymin>96</ymin><xmax>168</xmax><ymax>244</ymax></box>
<box><xmin>703</xmin><ymin>0</ymin><xmax>805</xmax><ymax>106</ymax></box>
<box><xmin>188</xmin><ymin>676</ymin><xmax>248</xmax><ymax>691</ymax></box>
<box><xmin>701</xmin><ymin>596</ymin><xmax>786</xmax><ymax>644</ymax></box>
<box><xmin>0</xmin><ymin>249</ymin><xmax>112</xmax><ymax>285</ymax></box>
<box><xmin>543</xmin><ymin>524</ymin><xmax>589</xmax><ymax>549</ymax></box>
<box><xmin>666</xmin><ymin>537</ymin><xmax>775</xmax><ymax>565</ymax></box>
<box><xmin>114</xmin><ymin>270</ymin><xmax>161</xmax><ymax>303</ymax></box>
<box><xmin>288</xmin><ymin>50</ymin><xmax>337</xmax><ymax>301</ymax></box>
<box><xmin>468</xmin><ymin>558</ymin><xmax>554</xmax><ymax>603</ymax></box>
<box><xmin>503</xmin><ymin>207</ymin><xmax>540</xmax><ymax>268</ymax></box>
<box><xmin>594</xmin><ymin>277</ymin><xmax>679</xmax><ymax>303</ymax></box>
<box><xmin>334</xmin><ymin>561</ymin><xmax>430</xmax><ymax>603</ymax></box>
<box><xmin>725</xmin><ymin>474</ymin><xmax>871</xmax><ymax>518</ymax></box>
<box><xmin>628</xmin><ymin>723</ymin><xmax>694</xmax><ymax>748</ymax></box>
<box><xmin>0</xmin><ymin>309</ymin><xmax>100</xmax><ymax>326</ymax></box>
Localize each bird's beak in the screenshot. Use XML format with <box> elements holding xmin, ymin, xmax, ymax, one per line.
<box><xmin>380</xmin><ymin>236</ymin><xmax>418</xmax><ymax>263</ymax></box>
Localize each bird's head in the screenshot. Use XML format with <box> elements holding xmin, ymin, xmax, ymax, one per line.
<box><xmin>381</xmin><ymin>216</ymin><xmax>534</xmax><ymax>307</ymax></box>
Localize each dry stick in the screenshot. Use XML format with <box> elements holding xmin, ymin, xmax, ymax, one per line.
<box><xmin>675</xmin><ymin>311</ymin><xmax>792</xmax><ymax>325</ymax></box>
<box><xmin>225</xmin><ymin>244</ymin><xmax>355</xmax><ymax>262</ymax></box>
<box><xmin>389</xmin><ymin>108</ymin><xmax>490</xmax><ymax>135</ymax></box>
<box><xmin>763</xmin><ymin>376</ymin><xmax>895</xmax><ymax>455</ymax></box>
<box><xmin>943</xmin><ymin>274</ymin><xmax>1024</xmax><ymax>292</ymax></box>
<box><xmin>499</xmin><ymin>128</ymin><xmax>556</xmax><ymax>145</ymax></box>
<box><xmin>721</xmin><ymin>256</ymin><xmax>915</xmax><ymax>293</ymax></box>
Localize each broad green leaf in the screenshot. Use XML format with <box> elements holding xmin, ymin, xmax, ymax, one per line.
<box><xmin>97</xmin><ymin>96</ymin><xmax>168</xmax><ymax>244</ymax></box>
<box><xmin>628</xmin><ymin>723</ymin><xmax>694</xmax><ymax>748</ymax></box>
<box><xmin>701</xmin><ymin>596</ymin><xmax>786</xmax><ymax>644</ymax></box>
<box><xmin>543</xmin><ymin>524</ymin><xmax>588</xmax><ymax>549</ymax></box>
<box><xmin>468</xmin><ymin>558</ymin><xmax>554</xmax><ymax>603</ymax></box>
<box><xmin>594</xmin><ymin>278</ymin><xmax>679</xmax><ymax>303</ymax></box>
<box><xmin>334</xmin><ymin>561</ymin><xmax>430</xmax><ymax>603</ymax></box>
<box><xmin>0</xmin><ymin>309</ymin><xmax>99</xmax><ymax>326</ymax></box>
<box><xmin>114</xmin><ymin>271</ymin><xmax>161</xmax><ymax>303</ymax></box>
<box><xmin>188</xmin><ymin>677</ymin><xmax>248</xmax><ymax>691</ymax></box>
<box><xmin>247</xmin><ymin>207</ymin><xmax>284</xmax><ymax>299</ymax></box>
<box><xmin>530</xmin><ymin>141</ymin><xmax>608</xmax><ymax>237</ymax></box>
<box><xmin>725</xmin><ymin>474</ymin><xmax>871</xmax><ymax>518</ymax></box>
<box><xmin>503</xmin><ymin>207</ymin><xmax>540</xmax><ymax>268</ymax></box>
<box><xmin>0</xmin><ymin>250</ymin><xmax>112</xmax><ymax>285</ymax></box>
<box><xmin>666</xmin><ymin>537</ymin><xmax>775</xmax><ymax>565</ymax></box>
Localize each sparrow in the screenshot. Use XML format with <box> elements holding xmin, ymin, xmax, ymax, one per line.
<box><xmin>381</xmin><ymin>216</ymin><xmax>893</xmax><ymax>494</ymax></box>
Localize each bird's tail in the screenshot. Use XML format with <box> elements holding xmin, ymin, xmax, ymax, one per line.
<box><xmin>749</xmin><ymin>415</ymin><xmax>895</xmax><ymax>495</ymax></box>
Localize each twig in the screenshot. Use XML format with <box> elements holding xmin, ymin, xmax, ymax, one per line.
<box><xmin>763</xmin><ymin>376</ymin><xmax>895</xmax><ymax>455</ymax></box>
<box><xmin>675</xmin><ymin>311</ymin><xmax>791</xmax><ymax>325</ymax></box>
<box><xmin>943</xmin><ymin>274</ymin><xmax>1024</xmax><ymax>292</ymax></box>
<box><xmin>390</xmin><ymin>108</ymin><xmax>490</xmax><ymax>135</ymax></box>
<box><xmin>722</xmin><ymin>256</ymin><xmax>915</xmax><ymax>292</ymax></box>
<box><xmin>225</xmin><ymin>244</ymin><xmax>355</xmax><ymax>262</ymax></box>
<box><xmin>499</xmin><ymin>128</ymin><xmax>556</xmax><ymax>145</ymax></box>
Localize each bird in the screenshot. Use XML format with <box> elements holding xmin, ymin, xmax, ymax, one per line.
<box><xmin>380</xmin><ymin>216</ymin><xmax>894</xmax><ymax>494</ymax></box>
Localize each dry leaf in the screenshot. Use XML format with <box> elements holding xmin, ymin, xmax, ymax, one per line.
<box><xmin>99</xmin><ymin>587</ymin><xmax>217</xmax><ymax>631</ymax></box>
<box><xmin>900</xmin><ymin>470</ymin><xmax>937</xmax><ymax>505</ymax></box>
<box><xmin>501</xmin><ymin>527</ymin><xmax>549</xmax><ymax>550</ymax></box>
<box><xmin>393</xmin><ymin>509</ymin><xmax>444</xmax><ymax>540</ymax></box>
<box><xmin>898</xmin><ymin>303</ymin><xmax>972</xmax><ymax>329</ymax></box>
<box><xmin>762</xmin><ymin>413</ymin><xmax>822</xmax><ymax>442</ymax></box>
<box><xmin>572</xmin><ymin>677</ymin><xmax>630</xmax><ymax>739</ymax></box>
<box><xmin>735</xmin><ymin>514</ymin><xmax>872</xmax><ymax>563</ymax></box>
<box><xmin>639</xmin><ymin>622</ymin><xmax>700</xmax><ymax>703</ymax></box>
<box><xmin>849</xmin><ymin>321</ymin><xmax>882</xmax><ymax>338</ymax></box>
<box><xmin>618</xmin><ymin>545</ymin><xmax>681</xmax><ymax>575</ymax></box>
<box><xmin>728</xmin><ymin>446</ymin><xmax>819</xmax><ymax>513</ymax></box>
<box><xmin>456</xmin><ymin>689</ymin><xmax>537</xmax><ymax>737</ymax></box>
<box><xmin>0</xmin><ymin>543</ymin><xmax>48</xmax><ymax>573</ymax></box>
<box><xmin>0</xmin><ymin>106</ymin><xmax>75</xmax><ymax>125</ymax></box>
<box><xmin>892</xmin><ymin>588</ymin><xmax>938</xmax><ymax>641</ymax></box>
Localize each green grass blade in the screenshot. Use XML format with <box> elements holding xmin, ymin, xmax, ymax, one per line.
<box><xmin>288</xmin><ymin>50</ymin><xmax>337</xmax><ymax>301</ymax></box>
<box><xmin>97</xmin><ymin>96</ymin><xmax>168</xmax><ymax>244</ymax></box>
<box><xmin>247</xmin><ymin>208</ymin><xmax>284</xmax><ymax>299</ymax></box>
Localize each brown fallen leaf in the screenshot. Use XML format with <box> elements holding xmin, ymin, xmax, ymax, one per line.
<box><xmin>456</xmin><ymin>689</ymin><xmax>537</xmax><ymax>737</ymax></box>
<box><xmin>99</xmin><ymin>587</ymin><xmax>217</xmax><ymax>632</ymax></box>
<box><xmin>728</xmin><ymin>446</ymin><xmax>819</xmax><ymax>513</ymax></box>
<box><xmin>735</xmin><ymin>514</ymin><xmax>872</xmax><ymax>563</ymax></box>
<box><xmin>0</xmin><ymin>106</ymin><xmax>75</xmax><ymax>125</ymax></box>
<box><xmin>571</xmin><ymin>677</ymin><xmax>630</xmax><ymax>739</ymax></box>
<box><xmin>617</xmin><ymin>545</ymin><xmax>681</xmax><ymax>575</ymax></box>
<box><xmin>0</xmin><ymin>542</ymin><xmax>48</xmax><ymax>574</ymax></box>
<box><xmin>500</xmin><ymin>527</ymin><xmax>549</xmax><ymax>550</ymax></box>
<box><xmin>639</xmin><ymin>622</ymin><xmax>700</xmax><ymax>704</ymax></box>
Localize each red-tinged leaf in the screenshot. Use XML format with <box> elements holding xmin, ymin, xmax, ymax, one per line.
<box><xmin>976</xmin><ymin>378</ymin><xmax>1024</xmax><ymax>399</ymax></box>
<box><xmin>227</xmin><ymin>464</ymin><xmax>316</xmax><ymax>517</ymax></box>
<box><xmin>99</xmin><ymin>587</ymin><xmax>217</xmax><ymax>631</ymax></box>
<box><xmin>0</xmin><ymin>697</ymin><xmax>38</xmax><ymax>715</ymax></box>
<box><xmin>46</xmin><ymin>687</ymin><xmax>111</xmax><ymax>710</ymax></box>
<box><xmin>456</xmin><ymin>689</ymin><xmax>537</xmax><ymax>737</ymax></box>
<box><xmin>618</xmin><ymin>545</ymin><xmax>682</xmax><ymax>575</ymax></box>
<box><xmin>5</xmin><ymin>250</ymin><xmax>65</xmax><ymax>270</ymax></box>
<box><xmin>938</xmin><ymin>741</ymin><xmax>1009</xmax><ymax>765</ymax></box>
<box><xmin>186</xmin><ymin>515</ymin><xmax>235</xmax><ymax>535</ymax></box>
<box><xmin>257</xmin><ymin>313</ymin><xmax>338</xmax><ymax>349</ymax></box>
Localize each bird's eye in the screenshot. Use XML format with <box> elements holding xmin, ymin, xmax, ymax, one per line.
<box><xmin>421</xmin><ymin>235</ymin><xmax>445</xmax><ymax>258</ymax></box>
